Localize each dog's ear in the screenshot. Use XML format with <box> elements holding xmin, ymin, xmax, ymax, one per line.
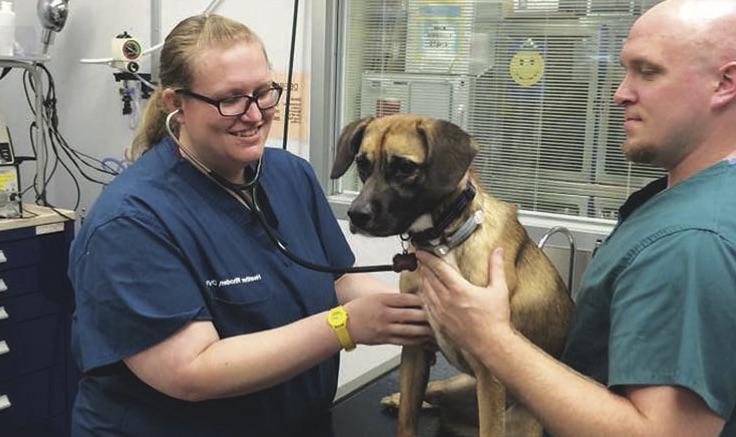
<box><xmin>330</xmin><ymin>117</ymin><xmax>374</xmax><ymax>179</ymax></box>
<box><xmin>418</xmin><ymin>119</ymin><xmax>478</xmax><ymax>188</ymax></box>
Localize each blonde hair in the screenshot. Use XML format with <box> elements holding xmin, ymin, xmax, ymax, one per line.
<box><xmin>127</xmin><ymin>14</ymin><xmax>268</xmax><ymax>160</ymax></box>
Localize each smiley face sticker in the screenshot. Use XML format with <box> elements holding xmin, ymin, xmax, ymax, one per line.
<box><xmin>509</xmin><ymin>42</ymin><xmax>545</xmax><ymax>87</ymax></box>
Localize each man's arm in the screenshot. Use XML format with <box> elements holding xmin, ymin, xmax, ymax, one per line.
<box><xmin>484</xmin><ymin>327</ymin><xmax>724</xmax><ymax>437</ymax></box>
<box><xmin>418</xmin><ymin>249</ymin><xmax>725</xmax><ymax>437</ymax></box>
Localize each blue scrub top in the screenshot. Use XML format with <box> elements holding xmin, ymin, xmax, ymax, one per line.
<box><xmin>68</xmin><ymin>137</ymin><xmax>355</xmax><ymax>436</ymax></box>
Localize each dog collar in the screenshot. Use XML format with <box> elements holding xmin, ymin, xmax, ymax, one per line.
<box><xmin>415</xmin><ymin>209</ymin><xmax>485</xmax><ymax>256</ymax></box>
<box><xmin>407</xmin><ymin>182</ymin><xmax>483</xmax><ymax>256</ymax></box>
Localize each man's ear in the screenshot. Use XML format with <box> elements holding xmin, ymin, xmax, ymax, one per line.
<box><xmin>713</xmin><ymin>61</ymin><xmax>736</xmax><ymax>109</ymax></box>
<box><xmin>330</xmin><ymin>117</ymin><xmax>374</xmax><ymax>179</ymax></box>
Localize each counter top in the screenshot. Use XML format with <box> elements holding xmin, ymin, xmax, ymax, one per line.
<box><xmin>0</xmin><ymin>203</ymin><xmax>75</xmax><ymax>232</ymax></box>
<box><xmin>331</xmin><ymin>355</ymin><xmax>463</xmax><ymax>437</ymax></box>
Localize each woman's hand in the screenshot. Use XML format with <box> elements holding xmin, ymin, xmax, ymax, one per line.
<box><xmin>417</xmin><ymin>248</ymin><xmax>513</xmax><ymax>356</ymax></box>
<box><xmin>344</xmin><ymin>292</ymin><xmax>433</xmax><ymax>346</ymax></box>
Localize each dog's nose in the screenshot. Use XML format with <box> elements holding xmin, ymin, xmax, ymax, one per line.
<box><xmin>348</xmin><ymin>204</ymin><xmax>373</xmax><ymax>228</ymax></box>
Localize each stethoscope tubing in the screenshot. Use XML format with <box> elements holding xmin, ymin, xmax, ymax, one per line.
<box><xmin>165</xmin><ymin>110</ymin><xmax>407</xmax><ymax>274</ymax></box>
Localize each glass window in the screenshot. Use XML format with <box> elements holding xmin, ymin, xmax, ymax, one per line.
<box><xmin>327</xmin><ymin>0</ymin><xmax>664</xmax><ymax>221</ymax></box>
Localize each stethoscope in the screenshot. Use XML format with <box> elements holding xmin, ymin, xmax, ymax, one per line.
<box><xmin>165</xmin><ymin>110</ymin><xmax>417</xmax><ymax>274</ymax></box>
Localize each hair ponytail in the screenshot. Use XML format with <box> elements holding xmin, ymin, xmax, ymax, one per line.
<box><xmin>127</xmin><ymin>87</ymin><xmax>173</xmax><ymax>161</ymax></box>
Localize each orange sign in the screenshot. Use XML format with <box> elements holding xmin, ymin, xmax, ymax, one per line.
<box><xmin>269</xmin><ymin>70</ymin><xmax>309</xmax><ymax>143</ymax></box>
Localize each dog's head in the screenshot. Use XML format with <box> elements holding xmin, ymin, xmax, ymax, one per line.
<box><xmin>330</xmin><ymin>114</ymin><xmax>478</xmax><ymax>236</ymax></box>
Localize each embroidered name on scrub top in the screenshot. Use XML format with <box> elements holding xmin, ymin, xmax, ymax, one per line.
<box><xmin>206</xmin><ymin>274</ymin><xmax>263</xmax><ymax>288</ymax></box>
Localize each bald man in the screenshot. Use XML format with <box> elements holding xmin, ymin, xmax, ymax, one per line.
<box><xmin>417</xmin><ymin>0</ymin><xmax>736</xmax><ymax>435</ymax></box>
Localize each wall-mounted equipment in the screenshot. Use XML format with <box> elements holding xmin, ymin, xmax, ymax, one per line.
<box><xmin>111</xmin><ymin>32</ymin><xmax>142</xmax><ymax>73</ymax></box>
<box><xmin>37</xmin><ymin>0</ymin><xmax>69</xmax><ymax>54</ymax></box>
<box><xmin>360</xmin><ymin>71</ymin><xmax>471</xmax><ymax>129</ymax></box>
<box><xmin>0</xmin><ymin>114</ymin><xmax>21</xmax><ymax>218</ymax></box>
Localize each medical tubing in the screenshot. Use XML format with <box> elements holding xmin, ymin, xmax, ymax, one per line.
<box><xmin>82</xmin><ymin>1</ymin><xmax>224</xmax><ymax>63</ymax></box>
<box><xmin>203</xmin><ymin>0</ymin><xmax>223</xmax><ymax>14</ymax></box>
<box><xmin>281</xmin><ymin>0</ymin><xmax>298</xmax><ymax>150</ymax></box>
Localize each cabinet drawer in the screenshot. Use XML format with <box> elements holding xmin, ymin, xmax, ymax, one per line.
<box><xmin>0</xmin><ymin>238</ymin><xmax>41</xmax><ymax>272</ymax></box>
<box><xmin>0</xmin><ymin>266</ymin><xmax>40</xmax><ymax>302</ymax></box>
<box><xmin>0</xmin><ymin>292</ymin><xmax>64</xmax><ymax>327</ymax></box>
<box><xmin>0</xmin><ymin>364</ymin><xmax>66</xmax><ymax>431</ymax></box>
<box><xmin>0</xmin><ymin>313</ymin><xmax>67</xmax><ymax>380</ymax></box>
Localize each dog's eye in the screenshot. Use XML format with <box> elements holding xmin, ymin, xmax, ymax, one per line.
<box><xmin>355</xmin><ymin>156</ymin><xmax>373</xmax><ymax>181</ymax></box>
<box><xmin>391</xmin><ymin>158</ymin><xmax>419</xmax><ymax>178</ymax></box>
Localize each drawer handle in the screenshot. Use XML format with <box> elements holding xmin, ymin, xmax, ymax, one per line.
<box><xmin>0</xmin><ymin>250</ymin><xmax>5</xmax><ymax>264</ymax></box>
<box><xmin>0</xmin><ymin>306</ymin><xmax>7</xmax><ymax>321</ymax></box>
<box><xmin>0</xmin><ymin>278</ymin><xmax>5</xmax><ymax>292</ymax></box>
<box><xmin>0</xmin><ymin>394</ymin><xmax>10</xmax><ymax>411</ymax></box>
<box><xmin>0</xmin><ymin>340</ymin><xmax>7</xmax><ymax>355</ymax></box>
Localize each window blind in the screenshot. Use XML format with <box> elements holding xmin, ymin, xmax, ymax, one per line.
<box><xmin>338</xmin><ymin>0</ymin><xmax>664</xmax><ymax>220</ymax></box>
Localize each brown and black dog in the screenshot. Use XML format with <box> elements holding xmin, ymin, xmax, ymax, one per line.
<box><xmin>330</xmin><ymin>114</ymin><xmax>574</xmax><ymax>437</ymax></box>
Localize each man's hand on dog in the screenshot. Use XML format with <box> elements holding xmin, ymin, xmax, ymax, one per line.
<box><xmin>344</xmin><ymin>293</ymin><xmax>434</xmax><ymax>346</ymax></box>
<box><xmin>417</xmin><ymin>248</ymin><xmax>514</xmax><ymax>357</ymax></box>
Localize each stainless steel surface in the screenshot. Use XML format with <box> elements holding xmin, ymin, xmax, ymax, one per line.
<box><xmin>37</xmin><ymin>0</ymin><xmax>69</xmax><ymax>53</ymax></box>
<box><xmin>36</xmin><ymin>0</ymin><xmax>68</xmax><ymax>31</ymax></box>
<box><xmin>538</xmin><ymin>225</ymin><xmax>576</xmax><ymax>297</ymax></box>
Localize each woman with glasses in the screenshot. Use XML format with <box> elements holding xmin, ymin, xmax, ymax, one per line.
<box><xmin>68</xmin><ymin>14</ymin><xmax>431</xmax><ymax>437</ymax></box>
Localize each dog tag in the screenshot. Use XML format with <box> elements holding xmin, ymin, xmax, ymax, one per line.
<box><xmin>392</xmin><ymin>253</ymin><xmax>418</xmax><ymax>272</ymax></box>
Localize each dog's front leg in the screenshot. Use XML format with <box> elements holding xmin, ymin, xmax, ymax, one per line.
<box><xmin>397</xmin><ymin>345</ymin><xmax>432</xmax><ymax>437</ymax></box>
<box><xmin>476</xmin><ymin>365</ymin><xmax>506</xmax><ymax>437</ymax></box>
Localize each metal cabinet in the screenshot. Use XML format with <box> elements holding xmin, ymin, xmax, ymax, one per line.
<box><xmin>0</xmin><ymin>205</ymin><xmax>75</xmax><ymax>437</ymax></box>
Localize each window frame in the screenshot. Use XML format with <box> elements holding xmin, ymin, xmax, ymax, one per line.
<box><xmin>309</xmin><ymin>0</ymin><xmax>352</xmax><ymax>218</ymax></box>
<box><xmin>307</xmin><ymin>0</ymin><xmax>619</xmax><ymax>248</ymax></box>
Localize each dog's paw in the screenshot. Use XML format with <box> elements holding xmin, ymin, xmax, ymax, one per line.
<box><xmin>380</xmin><ymin>392</ymin><xmax>401</xmax><ymax>412</ymax></box>
<box><xmin>380</xmin><ymin>392</ymin><xmax>437</xmax><ymax>413</ymax></box>
<box><xmin>424</xmin><ymin>380</ymin><xmax>446</xmax><ymax>404</ymax></box>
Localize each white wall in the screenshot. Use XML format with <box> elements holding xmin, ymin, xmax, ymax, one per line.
<box><xmin>0</xmin><ymin>0</ymin><xmax>312</xmax><ymax>214</ymax></box>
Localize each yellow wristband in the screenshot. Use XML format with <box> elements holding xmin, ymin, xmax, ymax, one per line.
<box><xmin>327</xmin><ymin>306</ymin><xmax>355</xmax><ymax>351</ymax></box>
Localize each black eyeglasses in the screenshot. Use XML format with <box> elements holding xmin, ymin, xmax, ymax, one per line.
<box><xmin>176</xmin><ymin>82</ymin><xmax>283</xmax><ymax>117</ymax></box>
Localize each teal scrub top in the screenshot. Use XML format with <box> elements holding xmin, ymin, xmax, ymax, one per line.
<box><xmin>562</xmin><ymin>159</ymin><xmax>736</xmax><ymax>435</ymax></box>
